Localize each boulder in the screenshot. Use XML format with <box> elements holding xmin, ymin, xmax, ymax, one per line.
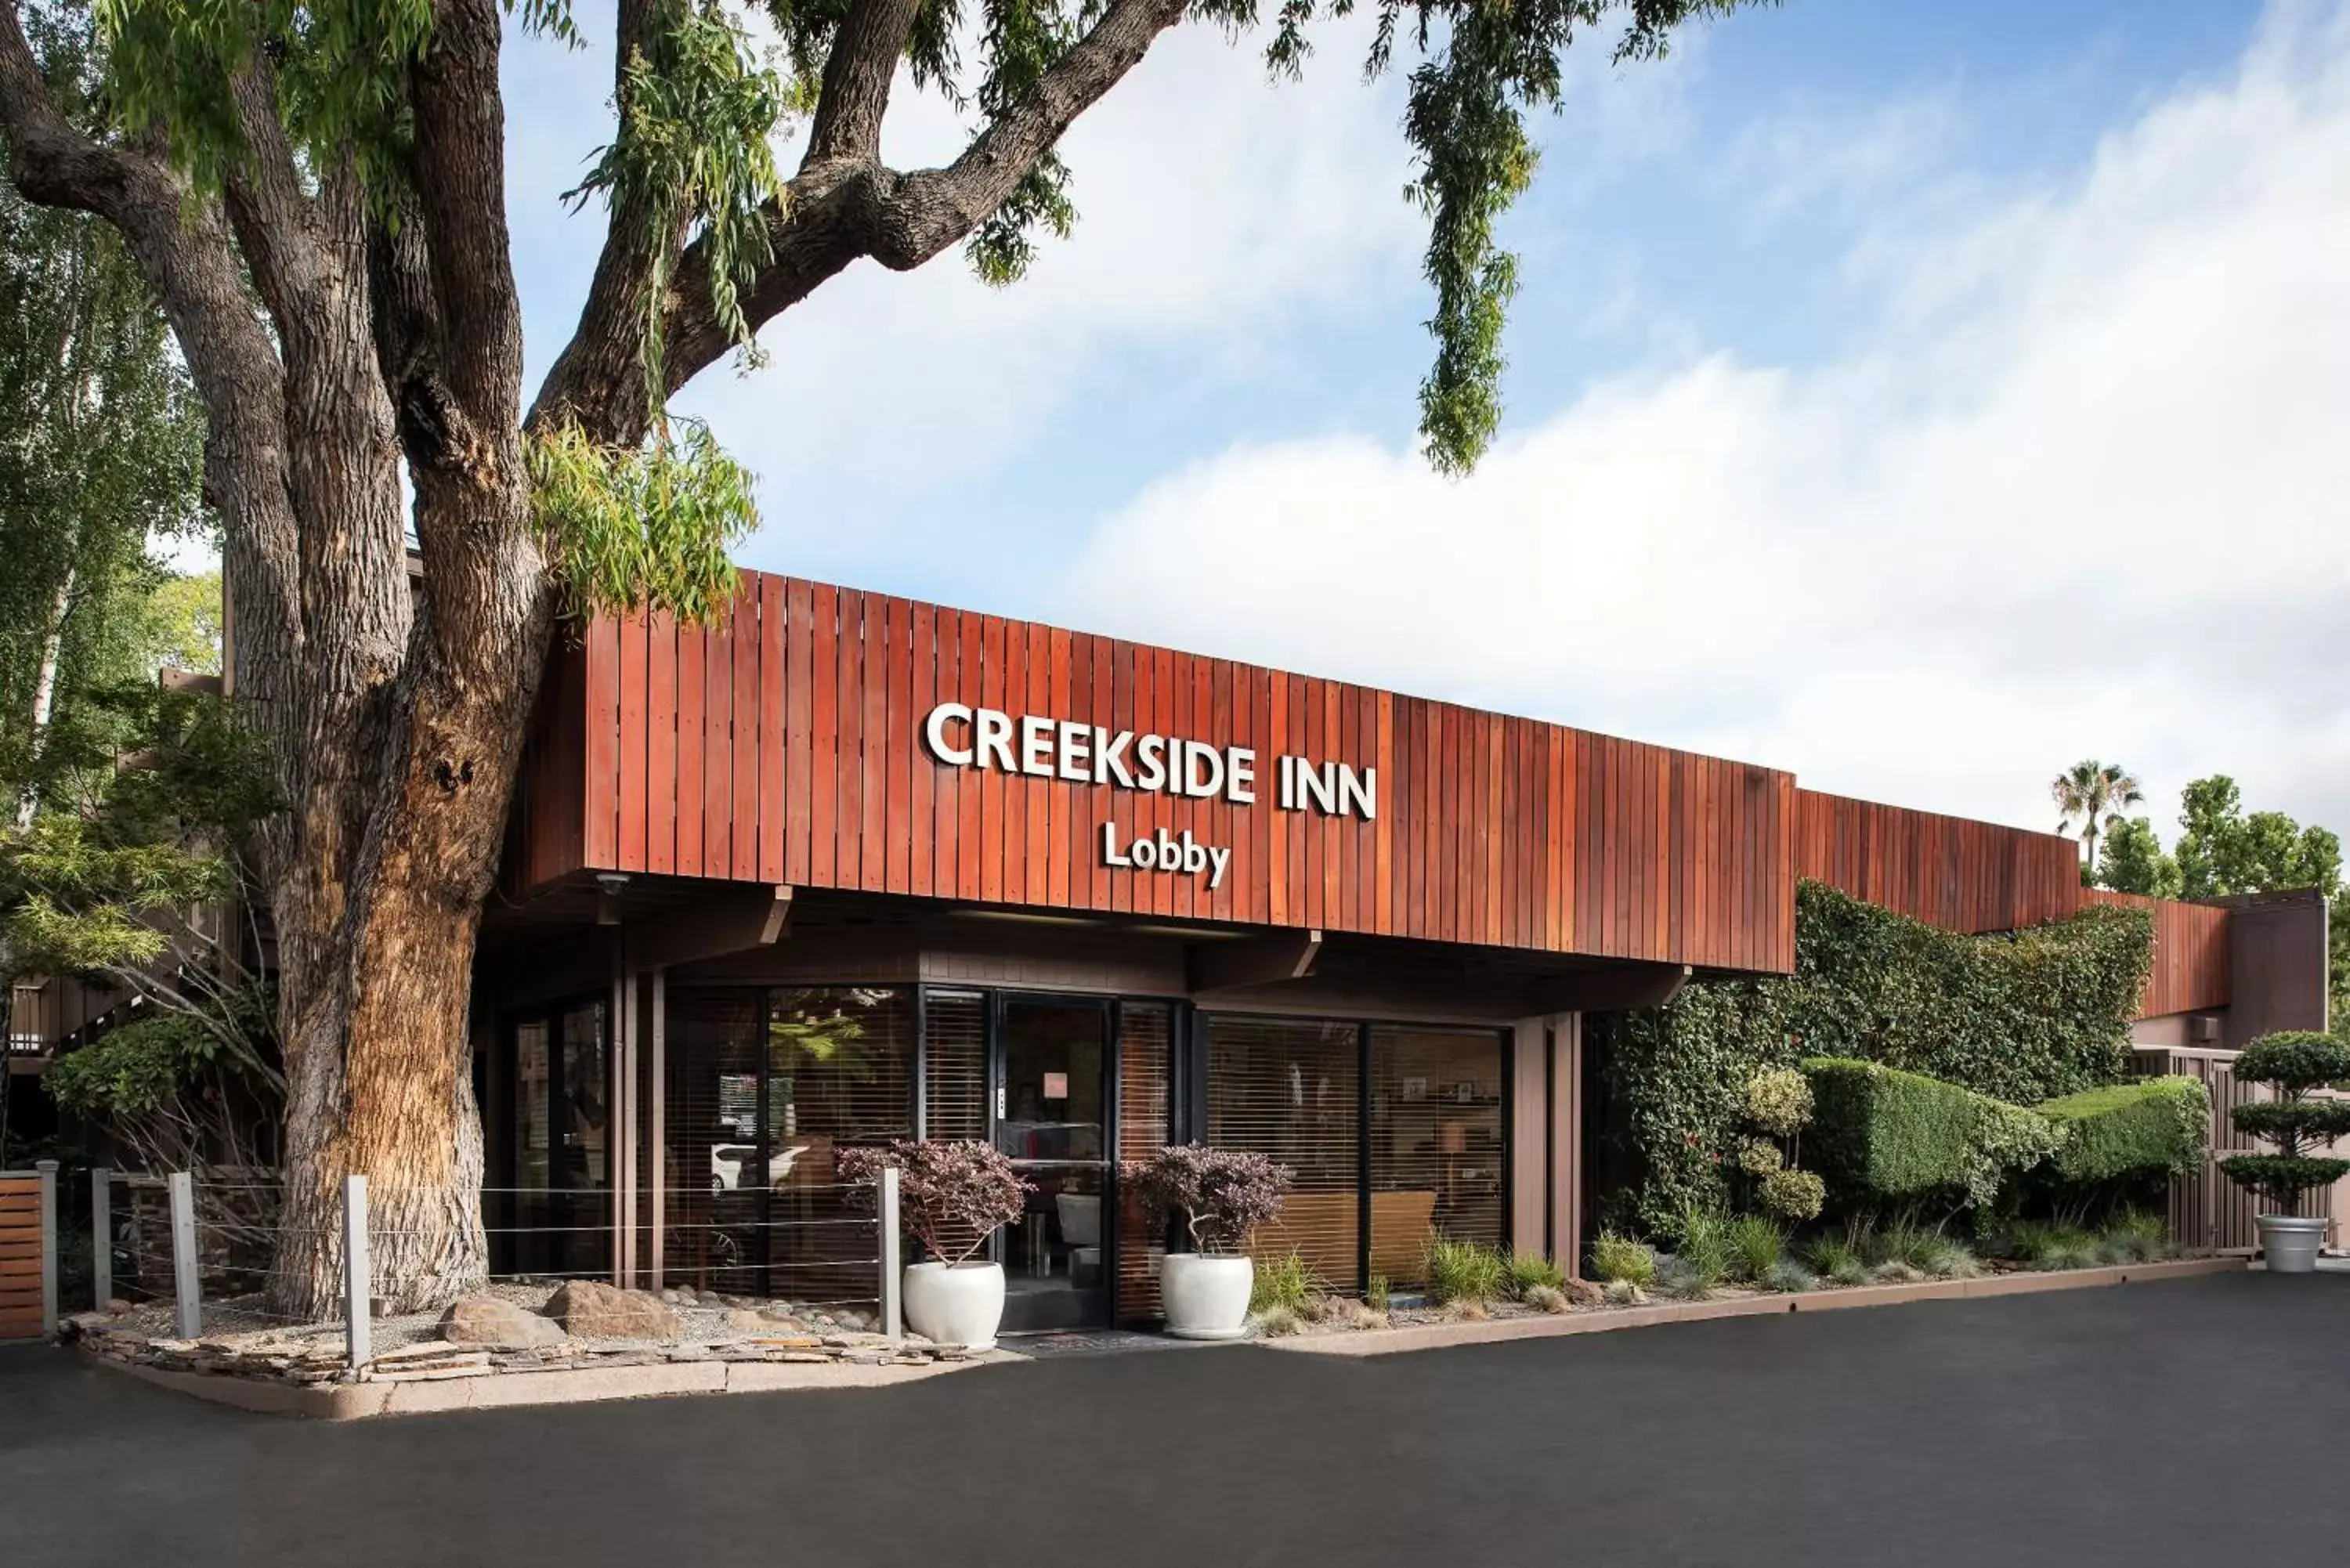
<box><xmin>540</xmin><ymin>1280</ymin><xmax>682</xmax><ymax>1339</ymax></box>
<box><xmin>722</xmin><ymin>1308</ymin><xmax>768</xmax><ymax>1334</ymax></box>
<box><xmin>440</xmin><ymin>1295</ymin><xmax>569</xmax><ymax>1349</ymax></box>
<box><xmin>1560</xmin><ymin>1278</ymin><xmax>1606</xmax><ymax>1309</ymax></box>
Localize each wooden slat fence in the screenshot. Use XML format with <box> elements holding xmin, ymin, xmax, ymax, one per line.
<box><xmin>0</xmin><ymin>1169</ymin><xmax>50</xmax><ymax>1341</ymax></box>
<box><xmin>2088</xmin><ymin>891</ymin><xmax>2232</xmax><ymax>1017</ymax></box>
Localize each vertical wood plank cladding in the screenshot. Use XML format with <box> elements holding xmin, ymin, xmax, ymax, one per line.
<box><xmin>1795</xmin><ymin>789</ymin><xmax>2083</xmax><ymax>935</ymax></box>
<box><xmin>583</xmin><ymin>614</ymin><xmax>620</xmax><ymax>869</ymax></box>
<box><xmin>617</xmin><ymin>612</ymin><xmax>648</xmax><ymax>871</ymax></box>
<box><xmin>2082</xmin><ymin>889</ymin><xmax>2232</xmax><ymax>1017</ymax></box>
<box><xmin>556</xmin><ymin>573</ymin><xmax>1821</xmax><ymax>972</ymax></box>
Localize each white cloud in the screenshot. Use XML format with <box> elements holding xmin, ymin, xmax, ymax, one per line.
<box><xmin>1059</xmin><ymin>2</ymin><xmax>2350</xmax><ymax>844</ymax></box>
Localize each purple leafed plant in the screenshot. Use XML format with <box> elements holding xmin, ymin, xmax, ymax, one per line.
<box><xmin>1123</xmin><ymin>1145</ymin><xmax>1293</xmax><ymax>1255</ymax></box>
<box><xmin>840</xmin><ymin>1140</ymin><xmax>1033</xmax><ymax>1266</ymax></box>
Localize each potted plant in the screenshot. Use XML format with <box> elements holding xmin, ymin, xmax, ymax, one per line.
<box><xmin>841</xmin><ymin>1140</ymin><xmax>1031</xmax><ymax>1349</ymax></box>
<box><xmin>2220</xmin><ymin>1031</ymin><xmax>2350</xmax><ymax>1275</ymax></box>
<box><xmin>1123</xmin><ymin>1145</ymin><xmax>1292</xmax><ymax>1339</ymax></box>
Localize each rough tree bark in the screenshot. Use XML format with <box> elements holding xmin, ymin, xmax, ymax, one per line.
<box><xmin>1</xmin><ymin>0</ymin><xmax>1192</xmax><ymax>1318</ymax></box>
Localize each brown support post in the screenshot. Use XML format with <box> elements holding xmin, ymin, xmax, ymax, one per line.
<box><xmin>1553</xmin><ymin>1014</ymin><xmax>1584</xmax><ymax>1278</ymax></box>
<box><xmin>649</xmin><ymin>966</ymin><xmax>667</xmax><ymax>1289</ymax></box>
<box><xmin>1509</xmin><ymin>1017</ymin><xmax>1548</xmax><ymax>1258</ymax></box>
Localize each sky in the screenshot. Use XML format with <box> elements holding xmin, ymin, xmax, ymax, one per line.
<box><xmin>497</xmin><ymin>0</ymin><xmax>2350</xmax><ymax>854</ymax></box>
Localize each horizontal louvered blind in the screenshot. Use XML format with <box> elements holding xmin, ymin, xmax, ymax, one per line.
<box><xmin>1368</xmin><ymin>1027</ymin><xmax>1506</xmax><ymax>1286</ymax></box>
<box><xmin>1116</xmin><ymin>1002</ymin><xmax>1174</xmax><ymax>1321</ymax></box>
<box><xmin>920</xmin><ymin>992</ymin><xmax>989</xmax><ymax>1263</ymax></box>
<box><xmin>1206</xmin><ymin>1015</ymin><xmax>1361</xmax><ymax>1294</ymax></box>
<box><xmin>663</xmin><ymin>988</ymin><xmax>765</xmax><ymax>1295</ymax></box>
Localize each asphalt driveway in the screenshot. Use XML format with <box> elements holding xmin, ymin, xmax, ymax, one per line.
<box><xmin>4</xmin><ymin>1272</ymin><xmax>2345</xmax><ymax>1567</ymax></box>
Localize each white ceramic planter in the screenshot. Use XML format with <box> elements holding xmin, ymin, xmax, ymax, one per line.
<box><xmin>2255</xmin><ymin>1214</ymin><xmax>2327</xmax><ymax>1275</ymax></box>
<box><xmin>903</xmin><ymin>1260</ymin><xmax>1007</xmax><ymax>1349</ymax></box>
<box><xmin>1162</xmin><ymin>1252</ymin><xmax>1253</xmax><ymax>1340</ymax></box>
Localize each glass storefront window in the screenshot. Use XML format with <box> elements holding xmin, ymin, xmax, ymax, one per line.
<box><xmin>1204</xmin><ymin>1015</ymin><xmax>1362</xmax><ymax>1295</ymax></box>
<box><xmin>1369</xmin><ymin>1026</ymin><xmax>1506</xmax><ymax>1287</ymax></box>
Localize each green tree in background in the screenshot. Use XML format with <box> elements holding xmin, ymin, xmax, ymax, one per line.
<box><xmin>1</xmin><ymin>0</ymin><xmax>1788</xmax><ymax>1315</ymax></box>
<box><xmin>2052</xmin><ymin>760</ymin><xmax>2144</xmax><ymax>883</ymax></box>
<box><xmin>2174</xmin><ymin>775</ymin><xmax>2343</xmax><ymax>901</ymax></box>
<box><xmin>2095</xmin><ymin>816</ymin><xmax>2181</xmax><ymax>900</ymax></box>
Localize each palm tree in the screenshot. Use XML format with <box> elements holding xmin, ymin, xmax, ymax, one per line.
<box><xmin>2052</xmin><ymin>760</ymin><xmax>2145</xmax><ymax>877</ymax></box>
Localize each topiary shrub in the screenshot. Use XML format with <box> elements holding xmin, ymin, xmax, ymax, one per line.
<box><xmin>1123</xmin><ymin>1145</ymin><xmax>1294</xmax><ymax>1254</ymax></box>
<box><xmin>1803</xmin><ymin>1057</ymin><xmax>2060</xmax><ymax>1212</ymax></box>
<box><xmin>2038</xmin><ymin>1077</ymin><xmax>2211</xmax><ymax>1187</ymax></box>
<box><xmin>2221</xmin><ymin>1031</ymin><xmax>2350</xmax><ymax>1216</ymax></box>
<box><xmin>840</xmin><ymin>1140</ymin><xmax>1032</xmax><ymax>1264</ymax></box>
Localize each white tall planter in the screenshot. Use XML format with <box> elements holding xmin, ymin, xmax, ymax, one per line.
<box><xmin>903</xmin><ymin>1260</ymin><xmax>1007</xmax><ymax>1349</ymax></box>
<box><xmin>2256</xmin><ymin>1215</ymin><xmax>2326</xmax><ymax>1275</ymax></box>
<box><xmin>1162</xmin><ymin>1252</ymin><xmax>1253</xmax><ymax>1340</ymax></box>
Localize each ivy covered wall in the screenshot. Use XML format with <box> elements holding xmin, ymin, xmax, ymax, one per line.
<box><xmin>1589</xmin><ymin>881</ymin><xmax>2155</xmax><ymax>1235</ymax></box>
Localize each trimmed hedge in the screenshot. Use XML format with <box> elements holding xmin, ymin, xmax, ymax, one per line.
<box><xmin>1590</xmin><ymin>883</ymin><xmax>2153</xmax><ymax>1232</ymax></box>
<box><xmin>1802</xmin><ymin>1057</ymin><xmax>2060</xmax><ymax>1209</ymax></box>
<box><xmin>2038</xmin><ymin>1078</ymin><xmax>2211</xmax><ymax>1186</ymax></box>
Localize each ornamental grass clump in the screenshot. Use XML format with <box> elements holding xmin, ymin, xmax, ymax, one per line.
<box><xmin>839</xmin><ymin>1140</ymin><xmax>1031</xmax><ymax>1264</ymax></box>
<box><xmin>1123</xmin><ymin>1145</ymin><xmax>1295</xmax><ymax>1254</ymax></box>
<box><xmin>1725</xmin><ymin>1214</ymin><xmax>1784</xmax><ymax>1282</ymax></box>
<box><xmin>1590</xmin><ymin>1230</ymin><xmax>1656</xmax><ymax>1288</ymax></box>
<box><xmin>1762</xmin><ymin>1258</ymin><xmax>1816</xmax><ymax>1294</ymax></box>
<box><xmin>1249</xmin><ymin>1250</ymin><xmax>1317</xmax><ymax>1316</ymax></box>
<box><xmin>1426</xmin><ymin>1235</ymin><xmax>1507</xmax><ymax>1305</ymax></box>
<box><xmin>1802</xmin><ymin>1234</ymin><xmax>1869</xmax><ymax>1287</ymax></box>
<box><xmin>1503</xmin><ymin>1248</ymin><xmax>1567</xmax><ymax>1299</ymax></box>
<box><xmin>2220</xmin><ymin>1031</ymin><xmax>2350</xmax><ymax>1217</ymax></box>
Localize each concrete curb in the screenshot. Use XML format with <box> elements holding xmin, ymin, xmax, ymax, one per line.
<box><xmin>1262</xmin><ymin>1256</ymin><xmax>2248</xmax><ymax>1357</ymax></box>
<box><xmin>83</xmin><ymin>1345</ymin><xmax>985</xmax><ymax>1419</ymax></box>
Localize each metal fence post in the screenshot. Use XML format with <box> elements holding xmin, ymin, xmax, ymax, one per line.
<box><xmin>879</xmin><ymin>1165</ymin><xmax>902</xmax><ymax>1343</ymax></box>
<box><xmin>90</xmin><ymin>1168</ymin><xmax>112</xmax><ymax>1310</ymax></box>
<box><xmin>343</xmin><ymin>1174</ymin><xmax>371</xmax><ymax>1374</ymax></box>
<box><xmin>35</xmin><ymin>1160</ymin><xmax>58</xmax><ymax>1339</ymax></box>
<box><xmin>167</xmin><ymin>1171</ymin><xmax>200</xmax><ymax>1339</ymax></box>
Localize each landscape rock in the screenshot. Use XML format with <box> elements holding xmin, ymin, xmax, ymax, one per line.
<box><xmin>722</xmin><ymin>1308</ymin><xmax>769</xmax><ymax>1334</ymax></box>
<box><xmin>1561</xmin><ymin>1278</ymin><xmax>1606</xmax><ymax>1308</ymax></box>
<box><xmin>540</xmin><ymin>1280</ymin><xmax>682</xmax><ymax>1339</ymax></box>
<box><xmin>441</xmin><ymin>1295</ymin><xmax>570</xmax><ymax>1350</ymax></box>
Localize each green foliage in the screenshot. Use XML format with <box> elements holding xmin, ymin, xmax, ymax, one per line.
<box><xmin>1744</xmin><ymin>1068</ymin><xmax>1813</xmax><ymax>1137</ymax></box>
<box><xmin>1423</xmin><ymin>1234</ymin><xmax>1506</xmax><ymax>1305</ymax></box>
<box><xmin>1762</xmin><ymin>1258</ymin><xmax>1814</xmax><ymax>1294</ymax></box>
<box><xmin>567</xmin><ymin>0</ymin><xmax>786</xmax><ymax>392</ymax></box>
<box><xmin>2218</xmin><ymin>1154</ymin><xmax>2350</xmax><ymax>1212</ymax></box>
<box><xmin>1249</xmin><ymin>1248</ymin><xmax>1317</xmax><ymax>1315</ymax></box>
<box><xmin>1665</xmin><ymin>1207</ymin><xmax>1730</xmax><ymax>1296</ymax></box>
<box><xmin>1589</xmin><ymin>1230</ymin><xmax>1654</xmax><ymax>1288</ymax></box>
<box><xmin>1723</xmin><ymin>1214</ymin><xmax>1782</xmax><ymax>1282</ymax></box>
<box><xmin>1502</xmin><ymin>1248</ymin><xmax>1567</xmax><ymax>1299</ymax></box>
<box><xmin>2051</xmin><ymin>759</ymin><xmax>2142</xmax><ymax>877</ymax></box>
<box><xmin>2038</xmin><ymin>1078</ymin><xmax>2211</xmax><ymax>1186</ymax></box>
<box><xmin>1365</xmin><ymin>1272</ymin><xmax>1390</xmax><ymax>1313</ymax></box>
<box><xmin>1756</xmin><ymin>1166</ymin><xmax>1824</xmax><ymax>1223</ymax></box>
<box><xmin>2230</xmin><ymin>1100</ymin><xmax>2350</xmax><ymax>1143</ymax></box>
<box><xmin>2097</xmin><ymin>1212</ymin><xmax>2171</xmax><ymax>1265</ymax></box>
<box><xmin>1592</xmin><ymin>882</ymin><xmax>2149</xmax><ymax>1233</ymax></box>
<box><xmin>2001</xmin><ymin>1220</ymin><xmax>2100</xmax><ymax>1272</ymax></box>
<box><xmin>1735</xmin><ymin>1136</ymin><xmax>1783</xmax><ymax>1176</ymax></box>
<box><xmin>2175</xmin><ymin>775</ymin><xmax>2342</xmax><ymax>901</ymax></box>
<box><xmin>2231</xmin><ymin>1031</ymin><xmax>2350</xmax><ymax>1096</ymax></box>
<box><xmin>1803</xmin><ymin>1058</ymin><xmax>2061</xmax><ymax>1211</ymax></box>
<box><xmin>2095</xmin><ymin>817</ymin><xmax>2181</xmax><ymax>899</ymax></box>
<box><xmin>42</xmin><ymin>986</ymin><xmax>276</xmax><ymax>1119</ymax></box>
<box><xmin>529</xmin><ymin>419</ymin><xmax>757</xmax><ymax>624</ymax></box>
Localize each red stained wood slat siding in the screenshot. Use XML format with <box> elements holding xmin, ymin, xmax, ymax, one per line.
<box><xmin>2082</xmin><ymin>889</ymin><xmax>2232</xmax><ymax>1017</ymax></box>
<box><xmin>534</xmin><ymin>573</ymin><xmax>1831</xmax><ymax>974</ymax></box>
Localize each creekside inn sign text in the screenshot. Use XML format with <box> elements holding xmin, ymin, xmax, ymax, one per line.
<box><xmin>921</xmin><ymin>701</ymin><xmax>1375</xmax><ymax>891</ymax></box>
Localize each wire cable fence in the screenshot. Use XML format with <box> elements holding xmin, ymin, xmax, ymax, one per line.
<box><xmin>89</xmin><ymin>1169</ymin><xmax>904</xmax><ymax>1367</ymax></box>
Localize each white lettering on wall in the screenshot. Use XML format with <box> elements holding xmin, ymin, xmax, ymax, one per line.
<box><xmin>922</xmin><ymin>702</ymin><xmax>1372</xmax><ymax>819</ymax></box>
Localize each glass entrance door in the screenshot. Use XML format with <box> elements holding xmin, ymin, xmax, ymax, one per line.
<box><xmin>993</xmin><ymin>995</ymin><xmax>1112</xmax><ymax>1332</ymax></box>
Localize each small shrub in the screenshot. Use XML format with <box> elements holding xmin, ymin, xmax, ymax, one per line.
<box><xmin>1504</xmin><ymin>1248</ymin><xmax>1567</xmax><ymax>1299</ymax></box>
<box><xmin>1425</xmin><ymin>1235</ymin><xmax>1506</xmax><ymax>1305</ymax></box>
<box><xmin>838</xmin><ymin>1140</ymin><xmax>1031</xmax><ymax>1264</ymax></box>
<box><xmin>1860</xmin><ymin>1217</ymin><xmax>1944</xmax><ymax>1271</ymax></box>
<box><xmin>1524</xmin><ymin>1283</ymin><xmax>1570</xmax><ymax>1314</ymax></box>
<box><xmin>1916</xmin><ymin>1235</ymin><xmax>1982</xmax><ymax>1279</ymax></box>
<box><xmin>1603</xmin><ymin>1278</ymin><xmax>1647</xmax><ymax>1306</ymax></box>
<box><xmin>1737</xmin><ymin>1137</ymin><xmax>1785</xmax><ymax>1176</ymax></box>
<box><xmin>1590</xmin><ymin>1230</ymin><xmax>1656</xmax><ymax>1288</ymax></box>
<box><xmin>1745</xmin><ymin>1068</ymin><xmax>1815</xmax><ymax>1138</ymax></box>
<box><xmin>2222</xmin><ymin>1031</ymin><xmax>2350</xmax><ymax>1216</ymax></box>
<box><xmin>1656</xmin><ymin>1258</ymin><xmax>1716</xmax><ymax>1301</ymax></box>
<box><xmin>1803</xmin><ymin>1235</ymin><xmax>1868</xmax><ymax>1286</ymax></box>
<box><xmin>1250</xmin><ymin>1250</ymin><xmax>1316</xmax><ymax>1316</ymax></box>
<box><xmin>1762</xmin><ymin>1258</ymin><xmax>1816</xmax><ymax>1294</ymax></box>
<box><xmin>2005</xmin><ymin>1221</ymin><xmax>2101</xmax><ymax>1271</ymax></box>
<box><xmin>2097</xmin><ymin>1212</ymin><xmax>2171</xmax><ymax>1265</ymax></box>
<box><xmin>1675</xmin><ymin>1209</ymin><xmax>1732</xmax><ymax>1286</ymax></box>
<box><xmin>1725</xmin><ymin>1215</ymin><xmax>1784</xmax><ymax>1282</ymax></box>
<box><xmin>1366</xmin><ymin>1273</ymin><xmax>1390</xmax><ymax>1313</ymax></box>
<box><xmin>1123</xmin><ymin>1145</ymin><xmax>1295</xmax><ymax>1253</ymax></box>
<box><xmin>1253</xmin><ymin>1305</ymin><xmax>1303</xmax><ymax>1338</ymax></box>
<box><xmin>1757</xmin><ymin>1167</ymin><xmax>1826</xmax><ymax>1223</ymax></box>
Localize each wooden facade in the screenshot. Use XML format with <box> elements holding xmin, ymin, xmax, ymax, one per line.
<box><xmin>504</xmin><ymin>570</ymin><xmax>2251</xmax><ymax>1017</ymax></box>
<box><xmin>1794</xmin><ymin>789</ymin><xmax>2084</xmax><ymax>935</ymax></box>
<box><xmin>512</xmin><ymin>572</ymin><xmax>1802</xmax><ymax>975</ymax></box>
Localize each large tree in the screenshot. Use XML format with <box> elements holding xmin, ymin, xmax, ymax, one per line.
<box><xmin>0</xmin><ymin>0</ymin><xmax>1769</xmax><ymax>1314</ymax></box>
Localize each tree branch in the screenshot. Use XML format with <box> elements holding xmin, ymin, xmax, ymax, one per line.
<box><xmin>219</xmin><ymin>56</ymin><xmax>327</xmax><ymax>338</ymax></box>
<box><xmin>409</xmin><ymin>0</ymin><xmax>524</xmax><ymax>435</ymax></box>
<box><xmin>803</xmin><ymin>0</ymin><xmax>925</xmax><ymax>167</ymax></box>
<box><xmin>538</xmin><ymin>0</ymin><xmax>1190</xmax><ymax>444</ymax></box>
